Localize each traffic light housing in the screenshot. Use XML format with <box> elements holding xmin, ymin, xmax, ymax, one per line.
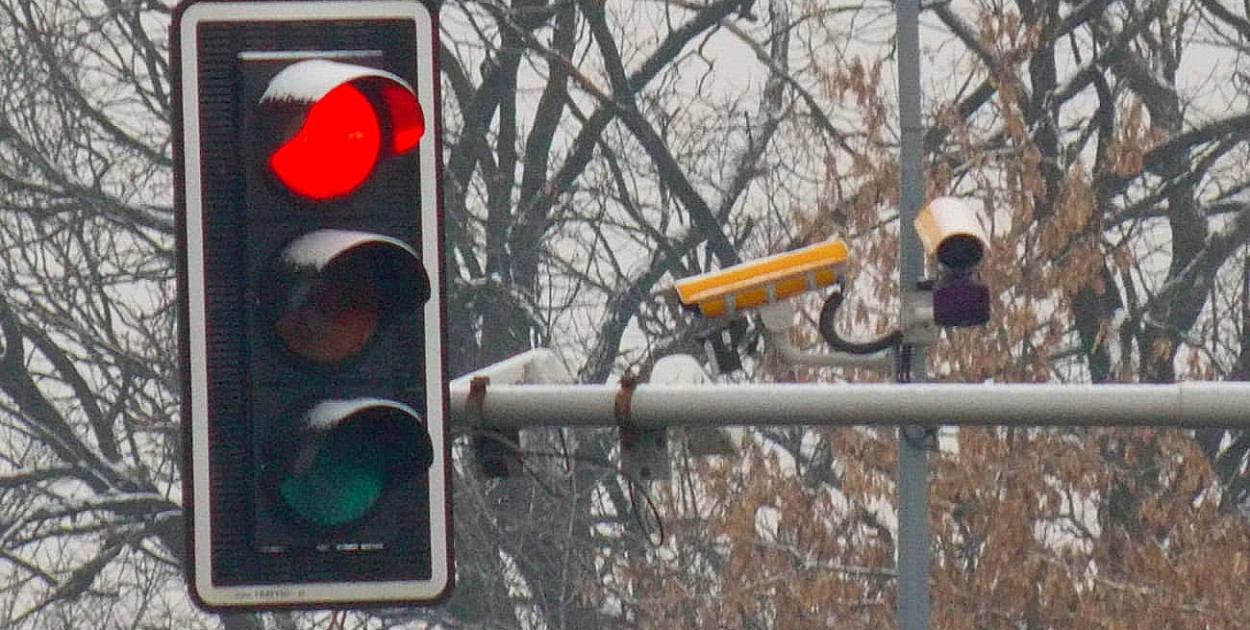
<box><xmin>172</xmin><ymin>0</ymin><xmax>449</xmax><ymax>610</ymax></box>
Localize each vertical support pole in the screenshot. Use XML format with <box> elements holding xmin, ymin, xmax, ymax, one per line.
<box><xmin>896</xmin><ymin>1</ymin><xmax>931</xmax><ymax>630</ymax></box>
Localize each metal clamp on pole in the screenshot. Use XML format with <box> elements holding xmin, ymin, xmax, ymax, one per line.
<box><xmin>451</xmin><ymin>349</ymin><xmax>574</xmax><ymax>479</ymax></box>
<box><xmin>465</xmin><ymin>376</ymin><xmax>489</xmax><ymax>425</ymax></box>
<box><xmin>901</xmin><ymin>287</ymin><xmax>940</xmax><ymax>346</ymax></box>
<box><xmin>617</xmin><ymin>374</ymin><xmax>669</xmax><ymax>481</ymax></box>
<box><xmin>465</xmin><ymin>375</ymin><xmax>523</xmax><ymax>479</ymax></box>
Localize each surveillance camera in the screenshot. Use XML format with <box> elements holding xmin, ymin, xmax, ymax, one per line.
<box><xmin>673</xmin><ymin>238</ymin><xmax>849</xmax><ymax>318</ymax></box>
<box><xmin>914</xmin><ymin>197</ymin><xmax>989</xmax><ymax>270</ymax></box>
<box><xmin>913</xmin><ymin>197</ymin><xmax>991</xmax><ymax>327</ymax></box>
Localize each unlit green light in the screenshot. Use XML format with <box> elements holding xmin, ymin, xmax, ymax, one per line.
<box><xmin>279</xmin><ymin>433</ymin><xmax>386</xmax><ymax>527</ymax></box>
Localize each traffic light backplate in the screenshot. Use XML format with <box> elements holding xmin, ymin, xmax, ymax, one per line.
<box><xmin>172</xmin><ymin>0</ymin><xmax>450</xmax><ymax>611</ymax></box>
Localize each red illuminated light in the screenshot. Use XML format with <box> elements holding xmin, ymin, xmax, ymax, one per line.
<box><xmin>269</xmin><ymin>84</ymin><xmax>381</xmax><ymax>200</ymax></box>
<box><xmin>382</xmin><ymin>84</ymin><xmax>425</xmax><ymax>154</ymax></box>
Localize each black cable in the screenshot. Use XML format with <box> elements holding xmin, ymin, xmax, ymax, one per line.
<box><xmin>817</xmin><ymin>289</ymin><xmax>903</xmax><ymax>355</ymax></box>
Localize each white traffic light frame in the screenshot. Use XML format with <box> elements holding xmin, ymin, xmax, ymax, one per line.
<box><xmin>173</xmin><ymin>0</ymin><xmax>449</xmax><ymax>610</ymax></box>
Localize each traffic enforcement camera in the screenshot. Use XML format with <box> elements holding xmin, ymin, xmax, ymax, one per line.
<box><xmin>673</xmin><ymin>237</ymin><xmax>850</xmax><ymax>318</ymax></box>
<box><xmin>172</xmin><ymin>0</ymin><xmax>450</xmax><ymax>610</ymax></box>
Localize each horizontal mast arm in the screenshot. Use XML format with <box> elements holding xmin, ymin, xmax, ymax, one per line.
<box><xmin>448</xmin><ymin>382</ymin><xmax>1250</xmax><ymax>429</ymax></box>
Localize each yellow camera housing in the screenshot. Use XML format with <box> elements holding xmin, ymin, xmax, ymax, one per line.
<box><xmin>674</xmin><ymin>238</ymin><xmax>850</xmax><ymax>318</ymax></box>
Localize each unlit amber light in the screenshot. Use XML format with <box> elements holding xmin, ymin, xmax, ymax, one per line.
<box><xmin>275</xmin><ymin>278</ymin><xmax>380</xmax><ymax>363</ymax></box>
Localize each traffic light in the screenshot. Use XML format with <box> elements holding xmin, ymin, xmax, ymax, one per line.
<box><xmin>171</xmin><ymin>0</ymin><xmax>449</xmax><ymax>610</ymax></box>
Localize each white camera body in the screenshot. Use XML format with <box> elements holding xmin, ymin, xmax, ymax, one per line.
<box><xmin>913</xmin><ymin>196</ymin><xmax>989</xmax><ymax>272</ymax></box>
<box><xmin>913</xmin><ymin>197</ymin><xmax>991</xmax><ymax>327</ymax></box>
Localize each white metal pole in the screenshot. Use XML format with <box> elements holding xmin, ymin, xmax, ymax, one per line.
<box><xmin>448</xmin><ymin>381</ymin><xmax>1250</xmax><ymax>429</ymax></box>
